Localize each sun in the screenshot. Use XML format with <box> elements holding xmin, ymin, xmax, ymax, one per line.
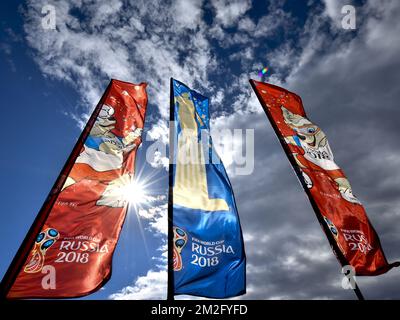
<box><xmin>121</xmin><ymin>178</ymin><xmax>148</xmax><ymax>207</ymax></box>
<box><xmin>107</xmin><ymin>164</ymin><xmax>165</xmax><ymax>213</ymax></box>
<box><xmin>96</xmin><ymin>173</ymin><xmax>152</xmax><ymax>209</ymax></box>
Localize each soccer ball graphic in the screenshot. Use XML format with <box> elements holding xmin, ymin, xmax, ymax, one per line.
<box><xmin>98</xmin><ymin>104</ymin><xmax>115</xmax><ymax>119</ymax></box>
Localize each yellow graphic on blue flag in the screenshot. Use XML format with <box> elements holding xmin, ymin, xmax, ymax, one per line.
<box><xmin>172</xmin><ymin>79</ymin><xmax>246</xmax><ymax>298</ymax></box>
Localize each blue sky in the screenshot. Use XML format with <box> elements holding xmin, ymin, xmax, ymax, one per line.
<box><xmin>0</xmin><ymin>1</ymin><xmax>166</xmax><ymax>299</ymax></box>
<box><xmin>1</xmin><ymin>0</ymin><xmax>399</xmax><ymax>299</ymax></box>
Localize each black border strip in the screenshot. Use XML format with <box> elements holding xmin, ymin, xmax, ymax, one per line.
<box><xmin>167</xmin><ymin>78</ymin><xmax>175</xmax><ymax>300</ymax></box>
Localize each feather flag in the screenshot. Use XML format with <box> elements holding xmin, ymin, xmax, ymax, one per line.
<box><xmin>2</xmin><ymin>79</ymin><xmax>148</xmax><ymax>298</ymax></box>
<box><xmin>171</xmin><ymin>79</ymin><xmax>246</xmax><ymax>298</ymax></box>
<box><xmin>250</xmin><ymin>79</ymin><xmax>399</xmax><ymax>276</ymax></box>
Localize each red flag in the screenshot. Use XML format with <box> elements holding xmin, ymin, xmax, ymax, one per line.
<box><xmin>3</xmin><ymin>79</ymin><xmax>148</xmax><ymax>298</ymax></box>
<box><xmin>250</xmin><ymin>79</ymin><xmax>399</xmax><ymax>276</ymax></box>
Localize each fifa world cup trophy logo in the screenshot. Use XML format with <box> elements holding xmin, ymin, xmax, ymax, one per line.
<box><xmin>173</xmin><ymin>227</ymin><xmax>188</xmax><ymax>271</ymax></box>
<box><xmin>323</xmin><ymin>216</ymin><xmax>344</xmax><ymax>253</ymax></box>
<box><xmin>24</xmin><ymin>228</ymin><xmax>59</xmax><ymax>273</ymax></box>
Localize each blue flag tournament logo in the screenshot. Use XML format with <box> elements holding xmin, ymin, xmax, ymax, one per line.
<box><xmin>172</xmin><ymin>79</ymin><xmax>246</xmax><ymax>298</ymax></box>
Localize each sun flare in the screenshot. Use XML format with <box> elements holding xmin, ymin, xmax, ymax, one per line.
<box><xmin>121</xmin><ymin>179</ymin><xmax>148</xmax><ymax>206</ymax></box>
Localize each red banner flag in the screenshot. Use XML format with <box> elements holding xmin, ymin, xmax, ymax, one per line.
<box><xmin>2</xmin><ymin>79</ymin><xmax>148</xmax><ymax>298</ymax></box>
<box><xmin>250</xmin><ymin>79</ymin><xmax>399</xmax><ymax>276</ymax></box>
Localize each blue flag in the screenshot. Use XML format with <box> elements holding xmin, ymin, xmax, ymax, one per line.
<box><xmin>172</xmin><ymin>79</ymin><xmax>246</xmax><ymax>298</ymax></box>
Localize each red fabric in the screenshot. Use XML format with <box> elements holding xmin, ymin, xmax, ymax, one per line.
<box><xmin>252</xmin><ymin>79</ymin><xmax>398</xmax><ymax>276</ymax></box>
<box><xmin>8</xmin><ymin>80</ymin><xmax>148</xmax><ymax>298</ymax></box>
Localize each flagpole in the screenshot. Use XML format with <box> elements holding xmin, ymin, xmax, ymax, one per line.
<box><xmin>167</xmin><ymin>78</ymin><xmax>175</xmax><ymax>301</ymax></box>
<box><xmin>0</xmin><ymin>80</ymin><xmax>113</xmax><ymax>299</ymax></box>
<box><xmin>249</xmin><ymin>79</ymin><xmax>366</xmax><ymax>301</ymax></box>
<box><xmin>353</xmin><ymin>283</ymin><xmax>365</xmax><ymax>300</ymax></box>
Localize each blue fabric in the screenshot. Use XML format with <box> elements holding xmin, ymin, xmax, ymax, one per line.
<box><xmin>172</xmin><ymin>79</ymin><xmax>246</xmax><ymax>298</ymax></box>
<box><xmin>293</xmin><ymin>135</ymin><xmax>302</xmax><ymax>147</ymax></box>
<box><xmin>85</xmin><ymin>135</ymin><xmax>123</xmax><ymax>151</ymax></box>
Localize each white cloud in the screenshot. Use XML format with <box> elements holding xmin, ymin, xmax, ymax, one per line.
<box><xmin>21</xmin><ymin>0</ymin><xmax>400</xmax><ymax>300</ymax></box>
<box><xmin>110</xmin><ymin>198</ymin><xmax>168</xmax><ymax>300</ymax></box>
<box><xmin>24</xmin><ymin>0</ymin><xmax>216</xmax><ymax>129</ymax></box>
<box><xmin>145</xmin><ymin>120</ymin><xmax>169</xmax><ymax>169</ymax></box>
<box><xmin>129</xmin><ymin>16</ymin><xmax>145</xmax><ymax>33</ymax></box>
<box><xmin>109</xmin><ymin>269</ymin><xmax>167</xmax><ymax>300</ymax></box>
<box><xmin>149</xmin><ymin>150</ymin><xmax>169</xmax><ymax>170</ymax></box>
<box><xmin>211</xmin><ymin>89</ymin><xmax>224</xmax><ymax>106</ymax></box>
<box><xmin>253</xmin><ymin>9</ymin><xmax>291</xmax><ymax>38</ymax></box>
<box><xmin>211</xmin><ymin>0</ymin><xmax>252</xmax><ymax>27</ymax></box>
<box><xmin>231</xmin><ymin>0</ymin><xmax>400</xmax><ymax>299</ymax></box>
<box><xmin>146</xmin><ymin>120</ymin><xmax>169</xmax><ymax>145</ymax></box>
<box><xmin>322</xmin><ymin>0</ymin><xmax>342</xmax><ymax>23</ymax></box>
<box><xmin>238</xmin><ymin>16</ymin><xmax>256</xmax><ymax>32</ymax></box>
<box><xmin>137</xmin><ymin>203</ymin><xmax>168</xmax><ymax>235</ymax></box>
<box><xmin>90</xmin><ymin>0</ymin><xmax>123</xmax><ymax>28</ymax></box>
<box><xmin>172</xmin><ymin>0</ymin><xmax>204</xmax><ymax>30</ymax></box>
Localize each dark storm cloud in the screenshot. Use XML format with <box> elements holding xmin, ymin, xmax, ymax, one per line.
<box><xmin>21</xmin><ymin>0</ymin><xmax>400</xmax><ymax>299</ymax></box>
<box><xmin>224</xmin><ymin>0</ymin><xmax>400</xmax><ymax>299</ymax></box>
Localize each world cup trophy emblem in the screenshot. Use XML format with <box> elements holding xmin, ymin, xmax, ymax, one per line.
<box><xmin>173</xmin><ymin>226</ymin><xmax>187</xmax><ymax>271</ymax></box>
<box><xmin>24</xmin><ymin>228</ymin><xmax>60</xmax><ymax>273</ymax></box>
<box><xmin>323</xmin><ymin>216</ymin><xmax>345</xmax><ymax>253</ymax></box>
